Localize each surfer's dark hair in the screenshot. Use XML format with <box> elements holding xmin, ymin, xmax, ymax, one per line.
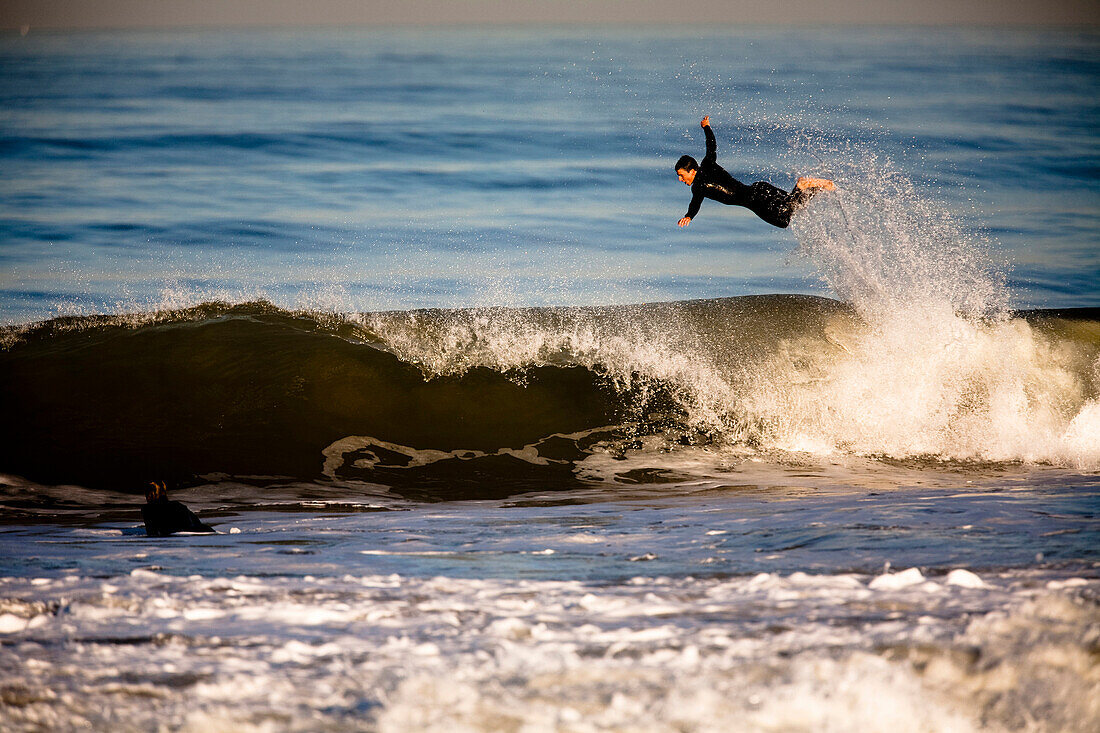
<box><xmin>146</xmin><ymin>481</ymin><xmax>166</xmax><ymax>503</ymax></box>
<box><xmin>675</xmin><ymin>155</ymin><xmax>698</xmax><ymax>172</ymax></box>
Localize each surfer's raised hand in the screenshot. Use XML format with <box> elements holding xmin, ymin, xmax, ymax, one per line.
<box><xmin>678</xmin><ymin>217</ymin><xmax>692</xmax><ymax>228</ymax></box>
<box><xmin>700</xmin><ymin>115</ymin><xmax>710</xmax><ymax>128</ymax></box>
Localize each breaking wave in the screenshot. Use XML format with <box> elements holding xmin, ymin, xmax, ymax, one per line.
<box><xmin>2</xmin><ymin>159</ymin><xmax>1098</xmax><ymax>492</ymax></box>
<box><xmin>1</xmin><ymin>296</ymin><xmax>1096</xmax><ymax>493</ymax></box>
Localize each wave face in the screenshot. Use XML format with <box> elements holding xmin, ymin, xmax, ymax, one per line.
<box><xmin>0</xmin><ymin>301</ymin><xmax>619</xmax><ymax>495</ymax></box>
<box><xmin>2</xmin><ymin>291</ymin><xmax>1097</xmax><ymax>494</ymax></box>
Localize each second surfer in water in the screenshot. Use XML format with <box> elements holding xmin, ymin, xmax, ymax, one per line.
<box><xmin>142</xmin><ymin>481</ymin><xmax>215</xmax><ymax>537</ymax></box>
<box><xmin>676</xmin><ymin>115</ymin><xmax>835</xmax><ymax>229</ymax></box>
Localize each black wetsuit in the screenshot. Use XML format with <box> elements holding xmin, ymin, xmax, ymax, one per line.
<box><xmin>684</xmin><ymin>125</ymin><xmax>816</xmax><ymax>229</ymax></box>
<box><xmin>142</xmin><ymin>497</ymin><xmax>215</xmax><ymax>536</ymax></box>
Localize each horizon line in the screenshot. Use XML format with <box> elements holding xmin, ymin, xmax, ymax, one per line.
<box><xmin>3</xmin><ymin>0</ymin><xmax>1098</xmax><ymax>33</ymax></box>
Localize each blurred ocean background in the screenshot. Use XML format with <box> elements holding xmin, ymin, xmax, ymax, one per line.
<box><xmin>1</xmin><ymin>26</ymin><xmax>1097</xmax><ymax>322</ymax></box>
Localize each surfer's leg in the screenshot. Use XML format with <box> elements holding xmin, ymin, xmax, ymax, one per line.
<box><xmin>788</xmin><ymin>184</ymin><xmax>814</xmax><ymax>211</ymax></box>
<box><xmin>744</xmin><ymin>177</ymin><xmax>835</xmax><ymax>228</ymax></box>
<box><xmin>746</xmin><ymin>181</ymin><xmax>798</xmax><ymax>228</ymax></box>
<box><xmin>796</xmin><ymin>176</ymin><xmax>836</xmax><ymax>191</ymax></box>
<box><xmin>783</xmin><ymin>176</ymin><xmax>836</xmax><ymax>220</ymax></box>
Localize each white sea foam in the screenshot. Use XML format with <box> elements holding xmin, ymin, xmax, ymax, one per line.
<box><xmin>869</xmin><ymin>566</ymin><xmax>926</xmax><ymax>590</ymax></box>
<box><xmin>766</xmin><ymin>158</ymin><xmax>1098</xmax><ymax>467</ymax></box>
<box><xmin>0</xmin><ymin>570</ymin><xmax>1096</xmax><ymax>732</ymax></box>
<box><xmin>946</xmin><ymin>569</ymin><xmax>986</xmax><ymax>589</ymax></box>
<box><xmin>0</xmin><ymin>613</ymin><xmax>28</xmax><ymax>634</ymax></box>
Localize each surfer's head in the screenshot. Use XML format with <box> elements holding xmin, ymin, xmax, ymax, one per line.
<box><xmin>146</xmin><ymin>481</ymin><xmax>167</xmax><ymax>503</ymax></box>
<box><xmin>675</xmin><ymin>156</ymin><xmax>698</xmax><ymax>185</ymax></box>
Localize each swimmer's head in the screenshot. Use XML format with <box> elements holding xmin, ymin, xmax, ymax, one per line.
<box><xmin>675</xmin><ymin>155</ymin><xmax>698</xmax><ymax>185</ymax></box>
<box><xmin>146</xmin><ymin>481</ymin><xmax>166</xmax><ymax>502</ymax></box>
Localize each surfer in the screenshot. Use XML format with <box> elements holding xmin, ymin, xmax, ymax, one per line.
<box><xmin>676</xmin><ymin>116</ymin><xmax>835</xmax><ymax>229</ymax></box>
<box><xmin>142</xmin><ymin>481</ymin><xmax>215</xmax><ymax>537</ymax></box>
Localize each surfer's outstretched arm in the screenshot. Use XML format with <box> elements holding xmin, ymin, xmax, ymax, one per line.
<box><xmin>701</xmin><ymin>115</ymin><xmax>716</xmax><ymax>165</ymax></box>
<box><xmin>677</xmin><ymin>116</ymin><xmax>714</xmax><ymax>227</ymax></box>
<box><xmin>679</xmin><ymin>192</ymin><xmax>704</xmax><ymax>227</ymax></box>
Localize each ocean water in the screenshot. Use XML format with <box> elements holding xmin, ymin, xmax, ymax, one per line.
<box><xmin>1</xmin><ymin>26</ymin><xmax>1099</xmax><ymax>732</ymax></box>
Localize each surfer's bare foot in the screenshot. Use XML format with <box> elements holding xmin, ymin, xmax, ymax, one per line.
<box><xmin>797</xmin><ymin>176</ymin><xmax>836</xmax><ymax>191</ymax></box>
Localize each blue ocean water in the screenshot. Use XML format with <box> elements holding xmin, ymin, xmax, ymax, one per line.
<box><xmin>1</xmin><ymin>26</ymin><xmax>1098</xmax><ymax>324</ymax></box>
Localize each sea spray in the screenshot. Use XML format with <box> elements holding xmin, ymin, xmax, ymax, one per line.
<box><xmin>790</xmin><ymin>150</ymin><xmax>1006</xmax><ymax>319</ymax></box>
<box><xmin>747</xmin><ymin>155</ymin><xmax>1100</xmax><ymax>465</ymax></box>
<box><xmin>356</xmin><ymin>302</ymin><xmax>742</xmax><ymax>433</ymax></box>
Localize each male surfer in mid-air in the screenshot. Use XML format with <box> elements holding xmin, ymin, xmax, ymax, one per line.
<box><xmin>676</xmin><ymin>116</ymin><xmax>835</xmax><ymax>229</ymax></box>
